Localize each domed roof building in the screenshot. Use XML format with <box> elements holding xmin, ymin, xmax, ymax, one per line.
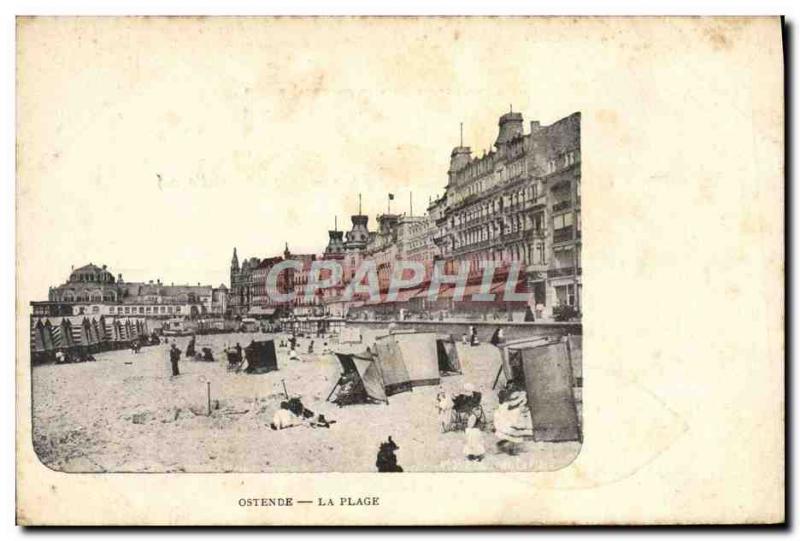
<box><xmin>67</xmin><ymin>263</ymin><xmax>116</xmax><ymax>284</ymax></box>
<box><xmin>49</xmin><ymin>263</ymin><xmax>119</xmax><ymax>304</ymax></box>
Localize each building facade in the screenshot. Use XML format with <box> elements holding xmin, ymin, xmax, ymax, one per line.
<box><xmin>226</xmin><ymin>109</ymin><xmax>580</xmax><ymax>321</ymax></box>
<box><xmin>435</xmin><ymin>110</ymin><xmax>581</xmax><ymax>315</ymax></box>
<box><xmin>35</xmin><ymin>263</ymin><xmax>224</xmax><ymax>318</ymax></box>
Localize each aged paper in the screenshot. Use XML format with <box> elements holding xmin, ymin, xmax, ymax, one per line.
<box><xmin>16</xmin><ymin>16</ymin><xmax>783</xmax><ymax>525</ymax></box>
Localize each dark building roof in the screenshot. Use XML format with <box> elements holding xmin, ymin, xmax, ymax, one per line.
<box><xmin>68</xmin><ymin>263</ymin><xmax>116</xmax><ymax>284</ymax></box>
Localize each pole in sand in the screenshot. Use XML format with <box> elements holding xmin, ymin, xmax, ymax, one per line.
<box><xmin>282</xmin><ymin>379</ymin><xmax>289</xmax><ymax>399</ymax></box>
<box><xmin>207</xmin><ymin>381</ymin><xmax>211</xmax><ymax>416</ymax></box>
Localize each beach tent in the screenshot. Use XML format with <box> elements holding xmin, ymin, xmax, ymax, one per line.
<box><xmin>47</xmin><ymin>318</ymin><xmax>69</xmax><ymax>349</ymax></box>
<box><xmin>92</xmin><ymin>317</ymin><xmax>103</xmax><ymax>342</ymax></box>
<box><xmin>340</xmin><ymin>326</ymin><xmax>362</xmax><ymax>344</ymax></box>
<box><xmin>111</xmin><ymin>319</ymin><xmax>123</xmax><ymax>344</ymax></box>
<box><xmin>243</xmin><ymin>340</ymin><xmax>279</xmax><ymax>374</ymax></box>
<box><xmin>374</xmin><ymin>332</ymin><xmax>441</xmax><ymax>393</ymax></box>
<box><xmin>497</xmin><ymin>336</ymin><xmax>581</xmax><ymax>443</ymax></box>
<box><xmin>329</xmin><ymin>350</ymin><xmax>388</xmax><ymax>404</ymax></box>
<box><xmin>41</xmin><ymin>320</ymin><xmax>55</xmax><ymax>352</ymax></box>
<box><xmin>435</xmin><ymin>334</ymin><xmax>462</xmax><ymax>375</ymax></box>
<box><xmin>103</xmin><ymin>317</ymin><xmax>117</xmax><ymax>344</ymax></box>
<box><xmin>79</xmin><ymin>317</ymin><xmax>100</xmax><ymax>350</ymax></box>
<box><xmin>30</xmin><ymin>319</ymin><xmax>46</xmax><ymax>354</ymax></box>
<box><xmin>329</xmin><ymin>332</ymin><xmax>456</xmax><ymax>404</ymax></box>
<box><xmin>30</xmin><ymin>318</ymin><xmax>59</xmax><ymax>363</ymax></box>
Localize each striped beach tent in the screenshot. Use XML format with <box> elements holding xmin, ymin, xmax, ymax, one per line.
<box><xmin>81</xmin><ymin>317</ymin><xmax>97</xmax><ymax>347</ymax></box>
<box><xmin>92</xmin><ymin>317</ymin><xmax>104</xmax><ymax>346</ymax></box>
<box><xmin>103</xmin><ymin>317</ymin><xmax>115</xmax><ymax>341</ymax></box>
<box><xmin>30</xmin><ymin>319</ymin><xmax>46</xmax><ymax>353</ymax></box>
<box><xmin>41</xmin><ymin>319</ymin><xmax>55</xmax><ymax>351</ymax></box>
<box><xmin>47</xmin><ymin>318</ymin><xmax>64</xmax><ymax>348</ymax></box>
<box><xmin>110</xmin><ymin>317</ymin><xmax>125</xmax><ymax>347</ymax></box>
<box><xmin>133</xmin><ymin>319</ymin><xmax>144</xmax><ymax>338</ymax></box>
<box><xmin>69</xmin><ymin>317</ymin><xmax>85</xmax><ymax>346</ymax></box>
<box><xmin>118</xmin><ymin>319</ymin><xmax>129</xmax><ymax>341</ymax></box>
<box><xmin>55</xmin><ymin>317</ymin><xmax>75</xmax><ymax>348</ymax></box>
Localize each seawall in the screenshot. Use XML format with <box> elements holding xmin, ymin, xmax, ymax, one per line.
<box><xmin>344</xmin><ymin>319</ymin><xmax>581</xmax><ymax>342</ymax></box>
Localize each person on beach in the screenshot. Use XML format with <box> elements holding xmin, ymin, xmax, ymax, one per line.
<box><xmin>493</xmin><ymin>390</ymin><xmax>531</xmax><ymax>455</ymax></box>
<box><xmin>453</xmin><ymin>383</ymin><xmax>482</xmax><ymax>412</ymax></box>
<box><xmin>469</xmin><ymin>326</ymin><xmax>478</xmax><ymax>346</ymax></box>
<box><xmin>489</xmin><ymin>327</ymin><xmax>505</xmax><ymax>348</ymax></box>
<box><xmin>169</xmin><ymin>343</ymin><xmax>182</xmax><ymax>376</ymax></box>
<box><xmin>270</xmin><ymin>401</ymin><xmax>300</xmax><ymax>430</ymax></box>
<box><xmin>436</xmin><ymin>388</ymin><xmax>453</xmax><ymax>432</ymax></box>
<box><xmin>376</xmin><ymin>436</ymin><xmax>403</xmax><ymax>472</ymax></box>
<box><xmin>463</xmin><ymin>414</ymin><xmax>486</xmax><ymax>462</ymax></box>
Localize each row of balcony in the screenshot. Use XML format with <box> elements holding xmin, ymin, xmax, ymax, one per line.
<box><xmin>450</xmin><ymin>228</ymin><xmax>549</xmax><ymax>256</ymax></box>
<box><xmin>547</xmin><ymin>266</ymin><xmax>582</xmax><ymax>278</ymax></box>
<box><xmin>450</xmin><ymin>196</ymin><xmax>547</xmax><ymax>229</ymax></box>
<box><xmin>553</xmin><ymin>226</ymin><xmax>583</xmax><ymax>244</ymax></box>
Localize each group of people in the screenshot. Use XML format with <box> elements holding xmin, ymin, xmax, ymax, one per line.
<box><xmin>461</xmin><ymin>326</ymin><xmax>505</xmax><ymax>348</ymax></box>
<box><xmin>436</xmin><ymin>383</ymin><xmax>487</xmax><ymax>462</ymax></box>
<box><xmin>435</xmin><ymin>377</ymin><xmax>531</xmax><ymax>463</ymax></box>
<box><xmin>54</xmin><ymin>348</ymin><xmax>96</xmax><ymax>364</ymax></box>
<box><xmin>270</xmin><ymin>397</ymin><xmax>334</xmax><ymax>430</ymax></box>
<box><xmin>279</xmin><ymin>334</ymin><xmax>322</xmax><ymax>361</ymax></box>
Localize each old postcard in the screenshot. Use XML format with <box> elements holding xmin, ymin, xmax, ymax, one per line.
<box><xmin>15</xmin><ymin>16</ymin><xmax>783</xmax><ymax>525</ymax></box>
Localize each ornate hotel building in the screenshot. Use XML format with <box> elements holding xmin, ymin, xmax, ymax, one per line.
<box><xmin>435</xmin><ymin>110</ymin><xmax>581</xmax><ymax>314</ymax></box>
<box><xmin>32</xmin><ymin>263</ymin><xmax>228</xmax><ymax>318</ymax></box>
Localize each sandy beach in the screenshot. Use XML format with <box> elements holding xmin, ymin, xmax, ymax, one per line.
<box><xmin>32</xmin><ymin>329</ymin><xmax>580</xmax><ymax>473</ymax></box>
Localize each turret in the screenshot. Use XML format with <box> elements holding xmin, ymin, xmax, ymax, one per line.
<box><xmin>231</xmin><ymin>247</ymin><xmax>239</xmax><ymax>271</ymax></box>
<box><xmin>448</xmin><ymin>146</ymin><xmax>472</xmax><ymax>178</ymax></box>
<box><xmin>495</xmin><ymin>111</ymin><xmax>524</xmax><ymax>148</ymax></box>
<box><xmin>325</xmin><ymin>230</ymin><xmax>345</xmax><ymax>255</ymax></box>
<box><xmin>345</xmin><ymin>214</ymin><xmax>370</xmax><ymax>251</ymax></box>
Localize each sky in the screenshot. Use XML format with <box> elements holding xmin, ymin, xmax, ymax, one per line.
<box><xmin>17</xmin><ymin>17</ymin><xmax>587</xmax><ymax>298</ymax></box>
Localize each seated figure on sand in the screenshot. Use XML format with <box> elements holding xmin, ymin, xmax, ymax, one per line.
<box><xmin>333</xmin><ymin>372</ymin><xmax>368</xmax><ymax>407</ymax></box>
<box><xmin>270</xmin><ymin>398</ymin><xmax>334</xmax><ymax>430</ymax></box>
<box><xmin>493</xmin><ymin>389</ymin><xmax>533</xmax><ymax>455</ymax></box>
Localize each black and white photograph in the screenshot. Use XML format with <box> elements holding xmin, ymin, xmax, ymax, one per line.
<box><xmin>14</xmin><ymin>15</ymin><xmax>783</xmax><ymax>526</ymax></box>
<box><xmin>24</xmin><ymin>18</ymin><xmax>583</xmax><ymax>471</ymax></box>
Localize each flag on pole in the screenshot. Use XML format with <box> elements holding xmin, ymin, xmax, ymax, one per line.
<box><xmin>388</xmin><ymin>193</ymin><xmax>394</xmax><ymax>200</ymax></box>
